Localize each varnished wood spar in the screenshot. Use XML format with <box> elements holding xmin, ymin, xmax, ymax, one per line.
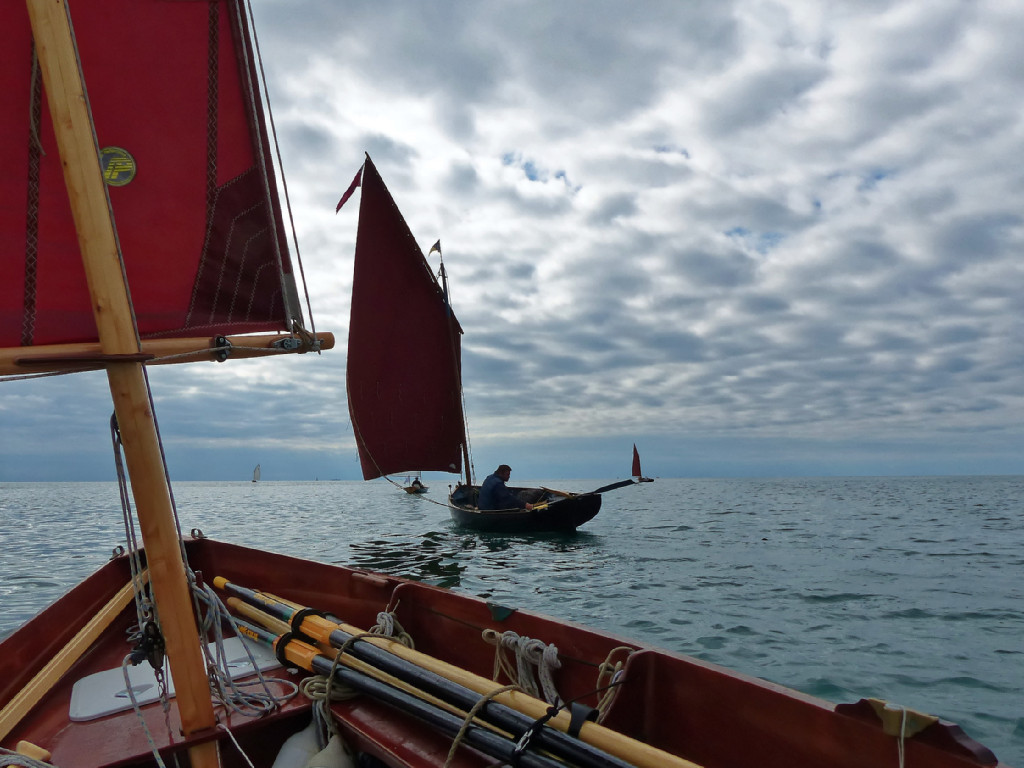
<box><xmin>217</xmin><ymin>580</ymin><xmax>701</xmax><ymax>768</ymax></box>
<box><xmin>25</xmin><ymin>2</ymin><xmax>218</xmax><ymax>766</ymax></box>
<box><xmin>0</xmin><ymin>573</ymin><xmax>148</xmax><ymax>742</ymax></box>
<box><xmin>0</xmin><ymin>332</ymin><xmax>336</xmax><ymax>376</ymax></box>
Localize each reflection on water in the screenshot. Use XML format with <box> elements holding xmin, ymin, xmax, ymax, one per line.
<box><xmin>349</xmin><ymin>531</ymin><xmax>466</xmax><ymax>588</ymax></box>
<box><xmin>2</xmin><ymin>477</ymin><xmax>1023</xmax><ymax>764</ymax></box>
<box><xmin>346</xmin><ymin>528</ymin><xmax>606</xmax><ymax>589</ymax></box>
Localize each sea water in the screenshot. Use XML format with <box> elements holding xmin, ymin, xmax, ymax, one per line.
<box><xmin>1</xmin><ymin>476</ymin><xmax>1021</xmax><ymax>764</ymax></box>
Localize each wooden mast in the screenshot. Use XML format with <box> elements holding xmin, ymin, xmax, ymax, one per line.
<box><xmin>26</xmin><ymin>1</ymin><xmax>220</xmax><ymax>765</ymax></box>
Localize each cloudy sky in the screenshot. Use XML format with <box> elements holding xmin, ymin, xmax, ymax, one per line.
<box><xmin>3</xmin><ymin>0</ymin><xmax>1023</xmax><ymax>482</ymax></box>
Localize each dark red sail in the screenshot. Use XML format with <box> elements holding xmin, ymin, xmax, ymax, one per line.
<box><xmin>632</xmin><ymin>444</ymin><xmax>642</xmax><ymax>478</ymax></box>
<box><xmin>0</xmin><ymin>0</ymin><xmax>300</xmax><ymax>348</ymax></box>
<box><xmin>345</xmin><ymin>156</ymin><xmax>467</xmax><ymax>480</ymax></box>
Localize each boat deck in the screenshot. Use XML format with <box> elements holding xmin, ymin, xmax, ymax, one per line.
<box><xmin>0</xmin><ymin>535</ymin><xmax>1004</xmax><ymax>768</ymax></box>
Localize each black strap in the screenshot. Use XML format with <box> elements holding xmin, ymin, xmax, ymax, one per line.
<box><xmin>290</xmin><ymin>607</ymin><xmax>325</xmax><ymax>643</ymax></box>
<box><xmin>568</xmin><ymin>701</ymin><xmax>598</xmax><ymax>738</ymax></box>
<box><xmin>275</xmin><ymin>632</ymin><xmax>296</xmax><ymax>667</ymax></box>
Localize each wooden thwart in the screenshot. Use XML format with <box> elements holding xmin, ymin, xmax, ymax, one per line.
<box><xmin>0</xmin><ymin>573</ymin><xmax>148</xmax><ymax>741</ymax></box>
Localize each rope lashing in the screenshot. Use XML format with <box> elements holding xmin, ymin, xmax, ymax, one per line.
<box><xmin>482</xmin><ymin>629</ymin><xmax>562</xmax><ymax>706</ymax></box>
<box><xmin>369</xmin><ymin>607</ymin><xmax>415</xmax><ymax>649</ymax></box>
<box><xmin>594</xmin><ymin>645</ymin><xmax>636</xmax><ymax>723</ymax></box>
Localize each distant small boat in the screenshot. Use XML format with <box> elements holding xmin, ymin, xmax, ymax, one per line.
<box><xmin>632</xmin><ymin>444</ymin><xmax>654</xmax><ymax>483</ymax></box>
<box><xmin>252</xmin><ymin>464</ymin><xmax>261</xmax><ymax>483</ymax></box>
<box><xmin>403</xmin><ymin>474</ymin><xmax>428</xmax><ymax>494</ymax></box>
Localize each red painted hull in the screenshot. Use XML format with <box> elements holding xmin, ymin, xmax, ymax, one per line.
<box><xmin>0</xmin><ymin>535</ymin><xmax>1005</xmax><ymax>768</ymax></box>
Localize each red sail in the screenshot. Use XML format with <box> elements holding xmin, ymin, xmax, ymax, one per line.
<box><xmin>0</xmin><ymin>0</ymin><xmax>299</xmax><ymax>347</ymax></box>
<box><xmin>346</xmin><ymin>156</ymin><xmax>467</xmax><ymax>480</ymax></box>
<box><xmin>632</xmin><ymin>444</ymin><xmax>642</xmax><ymax>478</ymax></box>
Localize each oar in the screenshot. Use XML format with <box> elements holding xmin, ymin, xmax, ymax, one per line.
<box><xmin>236</xmin><ymin>619</ymin><xmax>566</xmax><ymax>768</ymax></box>
<box><xmin>216</xmin><ymin>578</ymin><xmax>701</xmax><ymax>768</ymax></box>
<box><xmin>542</xmin><ymin>479</ymin><xmax>636</xmax><ymax>498</ymax></box>
<box><xmin>225</xmin><ymin>592</ymin><xmax>636</xmax><ymax>768</ymax></box>
<box><xmin>535</xmin><ymin>479</ymin><xmax>638</xmax><ymax>510</ymax></box>
<box><xmin>590</xmin><ymin>479</ymin><xmax>637</xmax><ymax>494</ymax></box>
<box><xmin>540</xmin><ymin>486</ymin><xmax>575</xmax><ymax>498</ymax></box>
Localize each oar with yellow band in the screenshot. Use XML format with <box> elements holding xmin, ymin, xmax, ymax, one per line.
<box><xmin>214</xmin><ymin>577</ymin><xmax>701</xmax><ymax>768</ymax></box>
<box><xmin>236</xmin><ymin>618</ymin><xmax>569</xmax><ymax>768</ymax></box>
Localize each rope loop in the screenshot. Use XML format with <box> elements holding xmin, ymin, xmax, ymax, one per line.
<box><xmin>482</xmin><ymin>629</ymin><xmax>562</xmax><ymax>706</ymax></box>
<box><xmin>443</xmin><ymin>684</ymin><xmax>518</xmax><ymax>768</ymax></box>
<box><xmin>595</xmin><ymin>645</ymin><xmax>635</xmax><ymax>722</ymax></box>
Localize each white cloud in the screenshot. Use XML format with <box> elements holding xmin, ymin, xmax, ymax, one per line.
<box><xmin>3</xmin><ymin>0</ymin><xmax>1023</xmax><ymax>480</ymax></box>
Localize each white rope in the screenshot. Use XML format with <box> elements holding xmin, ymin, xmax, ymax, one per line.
<box><xmin>594</xmin><ymin>645</ymin><xmax>634</xmax><ymax>723</ymax></box>
<box><xmin>120</xmin><ymin>656</ymin><xmax>169</xmax><ymax>768</ymax></box>
<box><xmin>898</xmin><ymin>706</ymin><xmax>907</xmax><ymax>768</ymax></box>
<box><xmin>191</xmin><ymin>582</ymin><xmax>299</xmax><ymax>716</ymax></box>
<box><xmin>483</xmin><ymin>629</ymin><xmax>562</xmax><ymax>706</ymax></box>
<box><xmin>369</xmin><ymin>607</ymin><xmax>415</xmax><ymax>649</ymax></box>
<box><xmin>0</xmin><ymin>750</ymin><xmax>55</xmax><ymax>768</ymax></box>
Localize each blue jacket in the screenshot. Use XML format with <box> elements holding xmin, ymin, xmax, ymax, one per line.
<box><xmin>478</xmin><ymin>472</ymin><xmax>524</xmax><ymax>510</ymax></box>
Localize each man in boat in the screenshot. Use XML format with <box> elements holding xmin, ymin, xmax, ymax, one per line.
<box><xmin>478</xmin><ymin>465</ymin><xmax>534</xmax><ymax>510</ymax></box>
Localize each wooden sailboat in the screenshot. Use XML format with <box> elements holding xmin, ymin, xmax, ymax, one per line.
<box><xmin>342</xmin><ymin>156</ymin><xmax>603</xmax><ymax>533</ymax></box>
<box><xmin>632</xmin><ymin>444</ymin><xmax>654</xmax><ymax>483</ymax></box>
<box><xmin>0</xmin><ymin>2</ymin><xmax>1009</xmax><ymax>767</ymax></box>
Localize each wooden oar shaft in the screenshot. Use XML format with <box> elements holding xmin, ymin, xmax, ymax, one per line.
<box><xmin>235</xmin><ymin>622</ymin><xmax>563</xmax><ymax>768</ymax></box>
<box><xmin>227</xmin><ymin>603</ymin><xmax>501</xmax><ymax>728</ymax></box>
<box><xmin>216</xmin><ymin>578</ymin><xmax>701</xmax><ymax>768</ymax></box>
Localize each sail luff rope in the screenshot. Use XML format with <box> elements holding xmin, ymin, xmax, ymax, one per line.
<box><xmin>346</xmin><ymin>406</ymin><xmax>453</xmax><ymax>508</ymax></box>
<box><xmin>238</xmin><ymin>0</ymin><xmax>317</xmax><ymax>343</ymax></box>
<box><xmin>437</xmin><ymin>253</ymin><xmax>475</xmax><ymax>486</ymax></box>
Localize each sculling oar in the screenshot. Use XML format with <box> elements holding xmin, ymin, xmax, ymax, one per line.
<box><xmin>215</xmin><ymin>577</ymin><xmax>701</xmax><ymax>768</ymax></box>
<box><xmin>541</xmin><ymin>479</ymin><xmax>637</xmax><ymax>499</ymax></box>
<box><xmin>235</xmin><ymin>618</ymin><xmax>569</xmax><ymax>768</ymax></box>
<box><xmin>591</xmin><ymin>479</ymin><xmax>637</xmax><ymax>494</ymax></box>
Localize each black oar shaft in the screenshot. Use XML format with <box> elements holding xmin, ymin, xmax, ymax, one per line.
<box><xmin>236</xmin><ymin>619</ymin><xmax>566</xmax><ymax>768</ymax></box>
<box><xmin>218</xmin><ymin>579</ymin><xmax>696</xmax><ymax>768</ymax></box>
<box><xmin>218</xmin><ymin>579</ymin><xmax>632</xmax><ymax>768</ymax></box>
<box><xmin>323</xmin><ymin>625</ymin><xmax>633</xmax><ymax>768</ymax></box>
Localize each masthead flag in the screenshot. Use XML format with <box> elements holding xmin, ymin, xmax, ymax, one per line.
<box><xmin>336</xmin><ymin>165</ymin><xmax>364</xmax><ymax>212</ymax></box>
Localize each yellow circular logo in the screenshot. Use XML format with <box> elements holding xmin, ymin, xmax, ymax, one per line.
<box><xmin>100</xmin><ymin>146</ymin><xmax>136</xmax><ymax>186</ymax></box>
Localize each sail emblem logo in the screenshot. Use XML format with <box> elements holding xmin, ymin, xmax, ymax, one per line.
<box><xmin>100</xmin><ymin>146</ymin><xmax>136</xmax><ymax>186</ymax></box>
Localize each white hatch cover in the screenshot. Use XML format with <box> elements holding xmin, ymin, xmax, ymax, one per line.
<box><xmin>69</xmin><ymin>636</ymin><xmax>281</xmax><ymax>721</ymax></box>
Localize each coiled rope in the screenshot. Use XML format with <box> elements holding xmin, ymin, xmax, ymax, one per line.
<box><xmin>0</xmin><ymin>751</ymin><xmax>53</xmax><ymax>768</ymax></box>
<box><xmin>482</xmin><ymin>629</ymin><xmax>562</xmax><ymax>706</ymax></box>
<box><xmin>594</xmin><ymin>646</ymin><xmax>635</xmax><ymax>723</ymax></box>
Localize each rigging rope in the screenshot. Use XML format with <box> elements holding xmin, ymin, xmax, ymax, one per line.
<box><xmin>107</xmin><ymin>366</ymin><xmax>297</xmax><ymax>765</ymax></box>
<box><xmin>237</xmin><ymin>0</ymin><xmax>317</xmax><ymax>339</ymax></box>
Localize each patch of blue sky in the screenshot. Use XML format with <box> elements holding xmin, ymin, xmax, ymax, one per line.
<box><xmin>653</xmin><ymin>144</ymin><xmax>690</xmax><ymax>158</ymax></box>
<box><xmin>726</xmin><ymin>226</ymin><xmax>784</xmax><ymax>254</ymax></box>
<box><xmin>502</xmin><ymin>152</ymin><xmax>577</xmax><ymax>189</ymax></box>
